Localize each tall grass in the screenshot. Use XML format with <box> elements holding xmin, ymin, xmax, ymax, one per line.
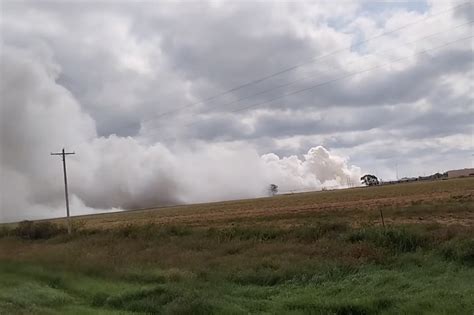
<box><xmin>347</xmin><ymin>227</ymin><xmax>429</xmax><ymax>253</ymax></box>
<box><xmin>0</xmin><ymin>178</ymin><xmax>472</xmax><ymax>314</ymax></box>
<box><xmin>440</xmin><ymin>238</ymin><xmax>474</xmax><ymax>265</ymax></box>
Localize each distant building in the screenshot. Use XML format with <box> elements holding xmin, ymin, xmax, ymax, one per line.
<box><xmin>447</xmin><ymin>168</ymin><xmax>474</xmax><ymax>178</ymax></box>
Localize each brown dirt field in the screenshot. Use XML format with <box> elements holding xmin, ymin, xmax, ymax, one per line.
<box><xmin>38</xmin><ymin>177</ymin><xmax>473</xmax><ymax>230</ymax></box>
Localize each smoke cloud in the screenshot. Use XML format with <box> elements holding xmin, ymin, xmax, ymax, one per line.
<box><xmin>0</xmin><ymin>45</ymin><xmax>361</xmax><ymax>222</ymax></box>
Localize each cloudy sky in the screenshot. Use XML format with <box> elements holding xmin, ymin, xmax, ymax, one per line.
<box><xmin>0</xmin><ymin>0</ymin><xmax>473</xmax><ymax>222</ymax></box>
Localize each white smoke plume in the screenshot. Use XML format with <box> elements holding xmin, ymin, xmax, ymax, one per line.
<box><xmin>0</xmin><ymin>45</ymin><xmax>361</xmax><ymax>223</ymax></box>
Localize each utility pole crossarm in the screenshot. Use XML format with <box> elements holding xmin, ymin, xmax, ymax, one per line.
<box><xmin>50</xmin><ymin>148</ymin><xmax>75</xmax><ymax>234</ymax></box>
<box><xmin>51</xmin><ymin>152</ymin><xmax>75</xmax><ymax>156</ymax></box>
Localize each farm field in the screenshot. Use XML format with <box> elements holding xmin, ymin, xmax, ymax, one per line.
<box><xmin>0</xmin><ymin>178</ymin><xmax>473</xmax><ymax>314</ymax></box>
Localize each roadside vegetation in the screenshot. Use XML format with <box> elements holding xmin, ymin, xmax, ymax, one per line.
<box><xmin>0</xmin><ymin>178</ymin><xmax>473</xmax><ymax>314</ymax></box>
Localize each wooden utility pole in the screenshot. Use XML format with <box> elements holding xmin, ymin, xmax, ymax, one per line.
<box><xmin>51</xmin><ymin>148</ymin><xmax>75</xmax><ymax>234</ymax></box>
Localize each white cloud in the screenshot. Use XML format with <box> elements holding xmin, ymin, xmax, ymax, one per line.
<box><xmin>0</xmin><ymin>1</ymin><xmax>472</xmax><ymax>222</ymax></box>
<box><xmin>0</xmin><ymin>44</ymin><xmax>361</xmax><ymax>222</ymax></box>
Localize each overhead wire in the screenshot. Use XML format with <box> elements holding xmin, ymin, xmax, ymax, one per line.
<box><xmin>142</xmin><ymin>19</ymin><xmax>473</xmax><ymax>140</ymax></box>
<box><xmin>148</xmin><ymin>1</ymin><xmax>470</xmax><ymax>119</ymax></box>
<box><xmin>230</xmin><ymin>36</ymin><xmax>473</xmax><ymax>113</ymax></box>
<box><xmin>114</xmin><ymin>1</ymin><xmax>471</xmax><ymax>136</ymax></box>
<box><xmin>196</xmin><ymin>20</ymin><xmax>473</xmax><ymax>115</ymax></box>
<box><xmin>150</xmin><ymin>34</ymin><xmax>473</xmax><ymax>141</ymax></box>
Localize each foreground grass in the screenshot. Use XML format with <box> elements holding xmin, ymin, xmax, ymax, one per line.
<box><xmin>1</xmin><ymin>253</ymin><xmax>473</xmax><ymax>314</ymax></box>
<box><xmin>1</xmin><ymin>221</ymin><xmax>473</xmax><ymax>314</ymax></box>
<box><xmin>0</xmin><ymin>179</ymin><xmax>473</xmax><ymax>314</ymax></box>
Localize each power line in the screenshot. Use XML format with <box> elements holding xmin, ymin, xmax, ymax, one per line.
<box><xmin>145</xmin><ymin>21</ymin><xmax>472</xmax><ymax>136</ymax></box>
<box><xmin>155</xmin><ymin>34</ymin><xmax>473</xmax><ymax>141</ymax></box>
<box><xmin>195</xmin><ymin>20</ymin><xmax>473</xmax><ymax>116</ymax></box>
<box><xmin>137</xmin><ymin>4</ymin><xmax>472</xmax><ymax>137</ymax></box>
<box><xmin>231</xmin><ymin>35</ymin><xmax>473</xmax><ymax>114</ymax></box>
<box><xmin>148</xmin><ymin>1</ymin><xmax>469</xmax><ymax>119</ymax></box>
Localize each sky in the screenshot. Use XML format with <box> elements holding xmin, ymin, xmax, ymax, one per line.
<box><xmin>0</xmin><ymin>0</ymin><xmax>473</xmax><ymax>222</ymax></box>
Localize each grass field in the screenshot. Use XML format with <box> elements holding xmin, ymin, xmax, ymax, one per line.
<box><xmin>0</xmin><ymin>178</ymin><xmax>473</xmax><ymax>314</ymax></box>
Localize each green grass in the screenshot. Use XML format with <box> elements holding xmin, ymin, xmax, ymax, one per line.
<box><xmin>1</xmin><ymin>253</ymin><xmax>473</xmax><ymax>314</ymax></box>
<box><xmin>1</xmin><ymin>223</ymin><xmax>473</xmax><ymax>314</ymax></box>
<box><xmin>0</xmin><ymin>178</ymin><xmax>473</xmax><ymax>314</ymax></box>
<box><xmin>347</xmin><ymin>227</ymin><xmax>430</xmax><ymax>253</ymax></box>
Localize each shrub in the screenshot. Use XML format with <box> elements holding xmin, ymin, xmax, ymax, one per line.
<box><xmin>14</xmin><ymin>221</ymin><xmax>66</xmax><ymax>240</ymax></box>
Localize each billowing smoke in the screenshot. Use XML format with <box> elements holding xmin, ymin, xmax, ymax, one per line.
<box><xmin>0</xmin><ymin>45</ymin><xmax>361</xmax><ymax>223</ymax></box>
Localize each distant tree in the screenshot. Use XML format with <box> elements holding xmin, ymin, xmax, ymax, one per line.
<box><xmin>269</xmin><ymin>184</ymin><xmax>278</xmax><ymax>196</ymax></box>
<box><xmin>360</xmin><ymin>174</ymin><xmax>379</xmax><ymax>186</ymax></box>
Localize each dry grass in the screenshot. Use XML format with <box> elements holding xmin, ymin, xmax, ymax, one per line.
<box><xmin>0</xmin><ymin>177</ymin><xmax>473</xmax><ymax>314</ymax></box>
